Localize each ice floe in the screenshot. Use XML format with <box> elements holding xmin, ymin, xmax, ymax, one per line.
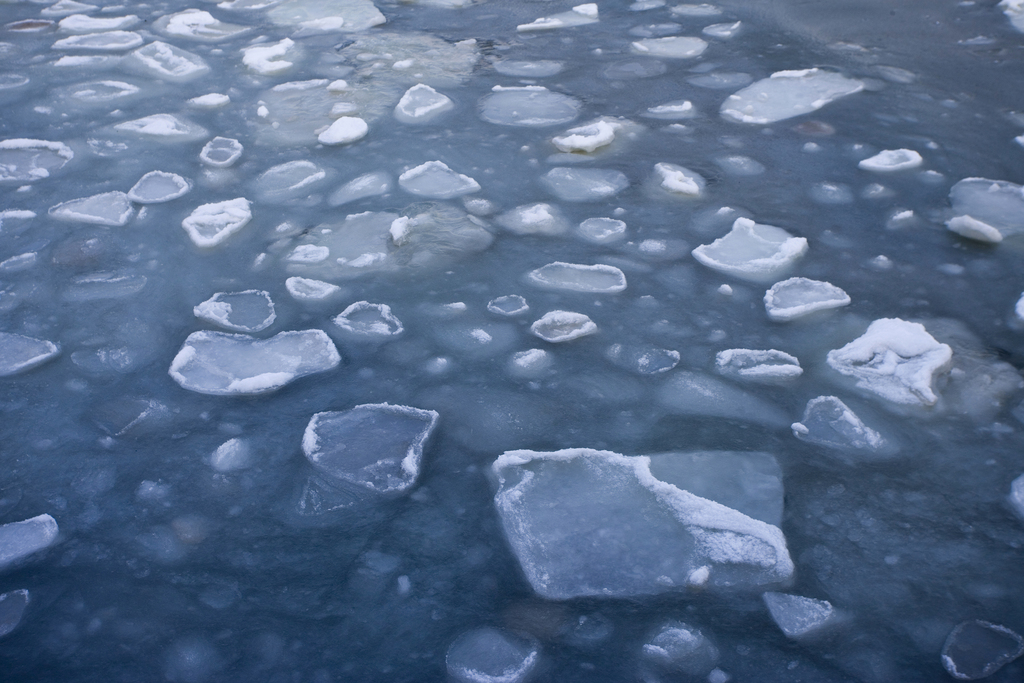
<box><xmin>657</xmin><ymin>371</ymin><xmax>789</xmax><ymax>427</ymax></box>
<box><xmin>266</xmin><ymin>0</ymin><xmax>386</xmax><ymax>32</ymax></box>
<box><xmin>318</xmin><ymin>116</ymin><xmax>368</xmax><ymax>145</ymax></box>
<box><xmin>168</xmin><ymin>329</ymin><xmax>340</xmax><ymax>395</ymax></box>
<box><xmin>209</xmin><ymin>438</ymin><xmax>252</xmax><ymax>472</ymax></box>
<box><xmin>541</xmin><ymin>167</ymin><xmax>629</xmax><ymax>202</ymax></box>
<box><xmin>394</xmin><ymin>84</ymin><xmax>453</xmax><ymax>124</ymax></box>
<box><xmin>447</xmin><ymin>628</ymin><xmax>539</xmax><ymax>683</ymax></box>
<box><xmin>253</xmin><ymin>160</ymin><xmax>328</xmax><ymax>203</ymax></box>
<box><xmin>606</xmin><ymin>343</ymin><xmax>680</xmax><ymax>374</ymax></box>
<box><xmin>64</xmin><ymin>272</ymin><xmax>147</xmax><ymax>301</ymax></box>
<box><xmin>181</xmin><ymin>198</ymin><xmax>253</xmax><ymax>248</ymax></box>
<box><xmin>0</xmin><ymin>515</ymin><xmax>59</xmax><ymax>571</ymax></box>
<box><xmin>715</xmin><ymin>348</ymin><xmax>802</xmax><ymax>382</ymax></box>
<box><xmin>0</xmin><ymin>139</ymin><xmax>73</xmax><ymax>182</ymax></box>
<box><xmin>525</xmin><ymin>262</ymin><xmax>627</xmax><ymax>294</ymax></box>
<box><xmin>52</xmin><ymin>31</ymin><xmax>143</xmax><ymax>51</ymax></box>
<box><xmin>123</xmin><ymin>41</ymin><xmax>210</xmax><ymax>82</ymax></box>
<box><xmin>63</xmin><ymin>80</ymin><xmax>139</xmax><ymax>105</ymax></box>
<box><xmin>720</xmin><ymin>69</ymin><xmax>865</xmax><ymax>125</ymax></box>
<box><xmin>764</xmin><ymin>277</ymin><xmax>850</xmax><ymax>321</ymax></box>
<box><xmin>58</xmin><ymin>13</ymin><xmax>138</xmax><ymax>33</ymax></box>
<box><xmin>670</xmin><ymin>4</ymin><xmax>722</xmax><ymax>16</ymax></box>
<box><xmin>763</xmin><ymin>593</ymin><xmax>838</xmax><ymax>640</ymax></box>
<box><xmin>285</xmin><ymin>277</ymin><xmax>342</xmax><ymax>302</ymax></box>
<box><xmin>398</xmin><ymin>161</ymin><xmax>479</xmax><ymax>199</ymax></box>
<box><xmin>703</xmin><ymin>20</ymin><xmax>741</xmax><ymax>38</ymax></box>
<box><xmin>494</xmin><ymin>60</ymin><xmax>563</xmax><ymax>77</ymax></box>
<box><xmin>194</xmin><ymin>290</ymin><xmax>276</xmax><ymax>333</ymax></box>
<box><xmin>0</xmin><ymin>590</ymin><xmax>30</xmax><ymax>638</ymax></box>
<box><xmin>941</xmin><ymin>621</ymin><xmax>1023</xmax><ymax>681</ymax></box>
<box><xmin>333</xmin><ymin>302</ymin><xmax>404</xmax><ymax>338</ymax></box>
<box><xmin>641</xmin><ymin>622</ymin><xmax>719</xmax><ymax>678</ymax></box>
<box><xmin>327</xmin><ymin>172</ymin><xmax>391</xmax><ymax>207</ymax></box>
<box><xmin>692</xmin><ymin>217</ymin><xmax>808</xmax><ymax>283</ymax></box>
<box><xmin>491</xmin><ymin>448</ymin><xmax>793</xmax><ymax>598</ymax></box>
<box><xmin>188</xmin><ymin>92</ymin><xmax>230</xmax><ymax>108</ymax></box>
<box><xmin>631</xmin><ymin>36</ymin><xmax>707</xmax><ymax>58</ymax></box>
<box><xmin>113</xmin><ymin>114</ymin><xmax>208</xmax><ymax>141</ymax></box>
<box><xmin>49</xmin><ymin>191</ymin><xmax>133</xmax><ymax>226</ymax></box>
<box><xmin>497</xmin><ymin>203</ymin><xmax>568</xmax><ymax>236</ymax></box>
<box><xmin>487</xmin><ymin>295</ymin><xmax>529</xmax><ymax>317</ymax></box>
<box><xmin>551</xmin><ymin>119</ymin><xmax>621</xmax><ymax>153</ymax></box>
<box><xmin>858</xmin><ymin>149</ymin><xmax>923</xmax><ymax>172</ymax></box>
<box><xmin>946</xmin><ymin>178</ymin><xmax>1024</xmax><ymax>243</ymax></box>
<box><xmin>530</xmin><ymin>310</ymin><xmax>597</xmax><ymax>342</ymax></box>
<box><xmin>127</xmin><ymin>171</ymin><xmax>191</xmax><ymax>203</ymax></box>
<box><xmin>155</xmin><ymin>9</ymin><xmax>249</xmax><ymax>41</ymax></box>
<box><xmin>509</xmin><ymin>349</ymin><xmax>552</xmax><ymax>379</ymax></box>
<box><xmin>577</xmin><ymin>217</ymin><xmax>627</xmax><ymax>243</ymax></box>
<box><xmin>1001</xmin><ymin>0</ymin><xmax>1024</xmax><ymax>32</ymax></box>
<box><xmin>651</xmin><ymin>162</ymin><xmax>705</xmax><ymax>197</ymax></box>
<box><xmin>243</xmin><ymin>38</ymin><xmax>298</xmax><ymax>75</ymax></box>
<box><xmin>643</xmin><ymin>99</ymin><xmax>697</xmax><ymax>119</ymax></box>
<box><xmin>42</xmin><ymin>1</ymin><xmax>98</xmax><ymax>17</ymax></box>
<box><xmin>479</xmin><ymin>86</ymin><xmax>580</xmax><ymax>127</ymax></box>
<box><xmin>791</xmin><ymin>396</ymin><xmax>892</xmax><ymax>456</ymax></box>
<box><xmin>826</xmin><ymin>318</ymin><xmax>952</xmax><ymax>407</ymax></box>
<box><xmin>200</xmin><ymin>137</ymin><xmax>243</xmax><ymax>168</ymax></box>
<box><xmin>518</xmin><ymin>3</ymin><xmax>599</xmax><ymax>32</ymax></box>
<box><xmin>0</xmin><ymin>333</ymin><xmax>60</xmax><ymax>376</ymax></box>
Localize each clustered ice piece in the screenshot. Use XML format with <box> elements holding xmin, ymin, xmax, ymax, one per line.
<box><xmin>692</xmin><ymin>217</ymin><xmax>808</xmax><ymax>283</ymax></box>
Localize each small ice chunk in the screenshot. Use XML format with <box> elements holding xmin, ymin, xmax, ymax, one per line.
<box><xmin>329</xmin><ymin>171</ymin><xmax>391</xmax><ymax>206</ymax></box>
<box><xmin>242</xmin><ymin>38</ymin><xmax>297</xmax><ymax>75</ymax></box>
<box><xmin>0</xmin><ymin>333</ymin><xmax>60</xmax><ymax>376</ymax></box>
<box><xmin>526</xmin><ymin>262</ymin><xmax>627</xmax><ymax>293</ymax></box>
<box><xmin>692</xmin><ymin>217</ymin><xmax>808</xmax><ymax>283</ymax></box>
<box><xmin>643</xmin><ymin>99</ymin><xmax>696</xmax><ymax>120</ymax></box>
<box><xmin>398</xmin><ymin>161</ymin><xmax>479</xmax><ymax>199</ymax></box>
<box><xmin>808</xmin><ymin>182</ymin><xmax>853</xmax><ymax>204</ymax></box>
<box><xmin>210</xmin><ymin>438</ymin><xmax>252</xmax><ymax>472</ymax></box>
<box><xmin>286</xmin><ymin>277</ymin><xmax>341</xmax><ymax>301</ymax></box>
<box><xmin>0</xmin><ymin>139</ymin><xmax>73</xmax><ymax>182</ymax></box>
<box><xmin>64</xmin><ymin>272</ymin><xmax>146</xmax><ymax>301</ymax></box>
<box><xmin>253</xmin><ymin>160</ymin><xmax>327</xmax><ymax>202</ymax></box>
<box><xmin>764</xmin><ymin>277</ymin><xmax>850</xmax><ymax>321</ymax></box>
<box><xmin>518</xmin><ymin>3</ymin><xmax>599</xmax><ymax>31</ymax></box>
<box><xmin>496</xmin><ymin>203</ymin><xmax>568</xmax><ymax>236</ymax></box>
<box><xmin>577</xmin><ymin>217</ymin><xmax>627</xmax><ymax>243</ymax></box>
<box><xmin>715</xmin><ymin>154</ymin><xmax>765</xmax><ymax>176</ymax></box>
<box><xmin>858</xmin><ymin>149</ymin><xmax>923</xmax><ymax>172</ymax></box>
<box><xmin>631</xmin><ymin>36</ymin><xmax>708</xmax><ymax>58</ymax></box>
<box><xmin>0</xmin><ymin>589</ymin><xmax>30</xmax><ymax>638</ymax></box>
<box><xmin>716</xmin><ymin>348</ymin><xmax>802</xmax><ymax>382</ymax></box>
<box><xmin>181</xmin><ymin>198</ymin><xmax>253</xmax><ymax>248</ymax></box>
<box><xmin>50</xmin><ymin>191</ymin><xmax>133</xmax><ymax>226</ymax></box>
<box><xmin>703</xmin><ymin>20</ymin><xmax>741</xmax><ymax>38</ymax></box>
<box><xmin>530</xmin><ymin>310</ymin><xmax>598</xmax><ymax>342</ymax></box>
<box><xmin>494</xmin><ymin>60</ymin><xmax>563</xmax><ymax>77</ymax></box>
<box><xmin>188</xmin><ymin>93</ymin><xmax>230</xmax><ymax>108</ymax></box>
<box><xmin>1009</xmin><ymin>473</ymin><xmax>1024</xmax><ymax>520</ymax></box>
<box><xmin>333</xmin><ymin>301</ymin><xmax>403</xmax><ymax>338</ymax></box>
<box><xmin>42</xmin><ymin>0</ymin><xmax>98</xmax><ymax>17</ymax></box>
<box><xmin>541</xmin><ymin>167</ymin><xmax>629</xmax><ymax>202</ymax></box>
<box><xmin>194</xmin><ymin>290</ymin><xmax>276</xmax><ymax>333</ymax></box>
<box><xmin>0</xmin><ymin>515</ymin><xmax>59</xmax><ymax>571</ymax></box>
<box><xmin>791</xmin><ymin>396</ymin><xmax>890</xmax><ymax>454</ymax></box>
<box><xmin>288</xmin><ymin>245</ymin><xmax>331</xmax><ymax>263</ymax></box>
<box><xmin>606</xmin><ymin>343</ymin><xmax>680</xmax><ymax>374</ymax></box>
<box><xmin>509</xmin><ymin>349</ymin><xmax>552</xmax><ymax>378</ymax></box>
<box><xmin>552</xmin><ymin>120</ymin><xmax>620</xmax><ymax>153</ymax></box>
<box><xmin>168</xmin><ymin>329</ymin><xmax>340</xmax><ymax>395</ymax></box>
<box><xmin>303</xmin><ymin>404</ymin><xmax>438</xmax><ymax>494</ymax></box>
<box><xmin>479</xmin><ymin>87</ymin><xmax>580</xmax><ymax>127</ymax></box>
<box><xmin>394</xmin><ymin>84</ymin><xmax>453</xmax><ymax>124</ymax></box>
<box><xmin>123</xmin><ymin>41</ymin><xmax>210</xmax><ymax>82</ymax></box>
<box><xmin>52</xmin><ymin>31</ymin><xmax>143</xmax><ymax>51</ymax></box>
<box><xmin>158</xmin><ymin>9</ymin><xmax>249</xmax><ymax>41</ymax></box>
<box><xmin>941</xmin><ymin>621</ymin><xmax>1024</xmax><ymax>681</ymax></box>
<box><xmin>946</xmin><ymin>178</ymin><xmax>1024</xmax><ymax>243</ymax></box>
<box><xmin>763</xmin><ymin>592</ymin><xmax>836</xmax><ymax>639</ymax></box>
<box><xmin>671</xmin><ymin>4</ymin><xmax>722</xmax><ymax>16</ymax></box>
<box><xmin>266</xmin><ymin>0</ymin><xmax>386</xmax><ymax>32</ymax></box>
<box><xmin>128</xmin><ymin>171</ymin><xmax>191</xmax><ymax>204</ymax></box>
<box><xmin>653</xmin><ymin>162</ymin><xmax>705</xmax><ymax>197</ymax></box>
<box><xmin>488</xmin><ymin>295</ymin><xmax>529</xmax><ymax>317</ymax></box>
<box><xmin>447</xmin><ymin>628</ymin><xmax>539</xmax><ymax>683</ymax></box>
<box><xmin>113</xmin><ymin>114</ymin><xmax>208</xmax><ymax>141</ymax></box>
<box><xmin>826</xmin><ymin>318</ymin><xmax>953</xmax><ymax>406</ymax></box>
<box><xmin>58</xmin><ymin>13</ymin><xmax>138</xmax><ymax>33</ymax></box>
<box><xmin>720</xmin><ymin>69</ymin><xmax>865</xmax><ymax>125</ymax></box>
<box><xmin>657</xmin><ymin>371</ymin><xmax>789</xmax><ymax>427</ymax></box>
<box><xmin>318</xmin><ymin>116</ymin><xmax>368</xmax><ymax>145</ymax></box>
<box><xmin>200</xmin><ymin>137</ymin><xmax>243</xmax><ymax>168</ymax></box>
<box><xmin>641</xmin><ymin>622</ymin><xmax>719</xmax><ymax>677</ymax></box>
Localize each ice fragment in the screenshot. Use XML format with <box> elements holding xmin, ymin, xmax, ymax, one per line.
<box><xmin>721</xmin><ymin>69</ymin><xmax>864</xmax><ymax>124</ymax></box>
<box><xmin>692</xmin><ymin>217</ymin><xmax>808</xmax><ymax>283</ymax></box>
<box><xmin>181</xmin><ymin>198</ymin><xmax>252</xmax><ymax>248</ymax></box>
<box><xmin>530</xmin><ymin>311</ymin><xmax>597</xmax><ymax>342</ymax></box>
<box><xmin>764</xmin><ymin>277</ymin><xmax>850</xmax><ymax>321</ymax></box>
<box><xmin>525</xmin><ymin>262</ymin><xmax>627</xmax><ymax>294</ymax></box>
<box><xmin>0</xmin><ymin>515</ymin><xmax>58</xmax><ymax>571</ymax></box>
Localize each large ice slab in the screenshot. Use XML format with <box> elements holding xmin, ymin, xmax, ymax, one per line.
<box><xmin>479</xmin><ymin>86</ymin><xmax>580</xmax><ymax>127</ymax></box>
<box><xmin>0</xmin><ymin>514</ymin><xmax>58</xmax><ymax>571</ymax></box>
<box><xmin>52</xmin><ymin>31</ymin><xmax>143</xmax><ymax>51</ymax></box>
<box><xmin>58</xmin><ymin>13</ymin><xmax>139</xmax><ymax>33</ymax></box>
<box><xmin>525</xmin><ymin>262</ymin><xmax>627</xmax><ymax>293</ymax></box>
<box><xmin>0</xmin><ymin>139</ymin><xmax>73</xmax><ymax>182</ymax></box>
<box><xmin>155</xmin><ymin>9</ymin><xmax>250</xmax><ymax>41</ymax></box>
<box><xmin>446</xmin><ymin>628</ymin><xmax>539</xmax><ymax>683</ymax></box>
<box><xmin>764</xmin><ymin>277</ymin><xmax>850</xmax><ymax>321</ymax></box>
<box><xmin>720</xmin><ymin>69</ymin><xmax>864</xmax><ymax>124</ymax></box>
<box><xmin>253</xmin><ymin>160</ymin><xmax>328</xmax><ymax>203</ymax></box>
<box><xmin>328</xmin><ymin>171</ymin><xmax>391</xmax><ymax>206</ymax></box>
<box><xmin>49</xmin><ymin>191</ymin><xmax>133</xmax><ymax>226</ymax></box>
<box><xmin>692</xmin><ymin>217</ymin><xmax>808</xmax><ymax>283</ymax></box>
<box><xmin>303</xmin><ymin>403</ymin><xmax>438</xmax><ymax>494</ymax></box>
<box><xmin>194</xmin><ymin>290</ymin><xmax>276</xmax><ymax>333</ymax></box>
<box><xmin>0</xmin><ymin>333</ymin><xmax>60</xmax><ymax>376</ymax></box>
<box><xmin>168</xmin><ymin>329</ymin><xmax>340</xmax><ymax>395</ymax></box>
<box><xmin>491</xmin><ymin>448</ymin><xmax>793</xmax><ymax>599</ymax></box>
<box><xmin>826</xmin><ymin>318</ymin><xmax>952</xmax><ymax>407</ymax></box>
<box><xmin>945</xmin><ymin>178</ymin><xmax>1024</xmax><ymax>243</ymax></box>
<box><xmin>242</xmin><ymin>38</ymin><xmax>298</xmax><ymax>75</ymax></box>
<box><xmin>181</xmin><ymin>198</ymin><xmax>252</xmax><ymax>248</ymax></box>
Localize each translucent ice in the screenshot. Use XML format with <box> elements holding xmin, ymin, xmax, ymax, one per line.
<box><xmin>266</xmin><ymin>0</ymin><xmax>386</xmax><ymax>32</ymax></box>
<box><xmin>0</xmin><ymin>139</ymin><xmax>73</xmax><ymax>182</ymax></box>
<box><xmin>540</xmin><ymin>167</ymin><xmax>629</xmax><ymax>202</ymax></box>
<box><xmin>123</xmin><ymin>41</ymin><xmax>210</xmax><ymax>82</ymax></box>
<box><xmin>518</xmin><ymin>3</ymin><xmax>599</xmax><ymax>31</ymax></box>
<box><xmin>446</xmin><ymin>628</ymin><xmax>539</xmax><ymax>683</ymax></box>
<box><xmin>479</xmin><ymin>86</ymin><xmax>580</xmax><ymax>127</ymax></box>
<box><xmin>494</xmin><ymin>60</ymin><xmax>563</xmax><ymax>77</ymax></box>
<box><xmin>525</xmin><ymin>262</ymin><xmax>627</xmax><ymax>294</ymax></box>
<box><xmin>285</xmin><ymin>277</ymin><xmax>342</xmax><ymax>301</ymax></box>
<box><xmin>530</xmin><ymin>311</ymin><xmax>597</xmax><ymax>342</ymax></box>
<box><xmin>242</xmin><ymin>38</ymin><xmax>297</xmax><ymax>75</ymax></box>
<box><xmin>1009</xmin><ymin>473</ymin><xmax>1024</xmax><ymax>520</ymax></box>
<box><xmin>941</xmin><ymin>621</ymin><xmax>1023</xmax><ymax>681</ymax></box>
<box><xmin>487</xmin><ymin>295</ymin><xmax>529</xmax><ymax>317</ymax></box>
<box><xmin>0</xmin><ymin>589</ymin><xmax>29</xmax><ymax>638</ymax></box>
<box><xmin>52</xmin><ymin>31</ymin><xmax>143</xmax><ymax>51</ymax></box>
<box><xmin>156</xmin><ymin>9</ymin><xmax>250</xmax><ymax>41</ymax></box>
<box><xmin>0</xmin><ymin>333</ymin><xmax>60</xmax><ymax>376</ymax></box>
<box><xmin>631</xmin><ymin>36</ymin><xmax>708</xmax><ymax>58</ymax></box>
<box><xmin>127</xmin><ymin>171</ymin><xmax>191</xmax><ymax>203</ymax></box>
<box><xmin>328</xmin><ymin>171</ymin><xmax>391</xmax><ymax>206</ymax></box>
<box><xmin>209</xmin><ymin>438</ymin><xmax>252</xmax><ymax>472</ymax></box>
<box><xmin>763</xmin><ymin>592</ymin><xmax>836</xmax><ymax>640</ymax></box>
<box><xmin>643</xmin><ymin>99</ymin><xmax>696</xmax><ymax>120</ymax></box>
<box><xmin>606</xmin><ymin>343</ymin><xmax>680</xmax><ymax>375</ymax></box>
<box><xmin>657</xmin><ymin>371</ymin><xmax>789</xmax><ymax>427</ymax></box>
<box><xmin>496</xmin><ymin>203</ymin><xmax>568</xmax><ymax>236</ymax></box>
<box><xmin>1000</xmin><ymin>0</ymin><xmax>1024</xmax><ymax>32</ymax></box>
<box><xmin>641</xmin><ymin>621</ymin><xmax>719</xmax><ymax>677</ymax></box>
<box><xmin>764</xmin><ymin>277</ymin><xmax>850</xmax><ymax>321</ymax></box>
<box><xmin>791</xmin><ymin>396</ymin><xmax>893</xmax><ymax>456</ymax></box>
<box><xmin>200</xmin><ymin>137</ymin><xmax>243</xmax><ymax>168</ymax></box>
<box><xmin>577</xmin><ymin>217</ymin><xmax>626</xmax><ymax>243</ymax></box>
<box><xmin>49</xmin><ymin>191</ymin><xmax>133</xmax><ymax>226</ymax></box>
<box><xmin>394</xmin><ymin>84</ymin><xmax>453</xmax><ymax>123</ymax></box>
<box><xmin>509</xmin><ymin>349</ymin><xmax>552</xmax><ymax>378</ymax></box>
<box><xmin>113</xmin><ymin>114</ymin><xmax>208</xmax><ymax>141</ymax></box>
<box><xmin>703</xmin><ymin>20</ymin><xmax>741</xmax><ymax>38</ymax></box>
<box><xmin>333</xmin><ymin>301</ymin><xmax>404</xmax><ymax>338</ymax></box>
<box><xmin>181</xmin><ymin>198</ymin><xmax>252</xmax><ymax>248</ymax></box>
<box><xmin>946</xmin><ymin>178</ymin><xmax>1024</xmax><ymax>243</ymax></box>
<box><xmin>858</xmin><ymin>149</ymin><xmax>923</xmax><ymax>172</ymax></box>
<box><xmin>491</xmin><ymin>448</ymin><xmax>793</xmax><ymax>599</ymax></box>
<box><xmin>253</xmin><ymin>160</ymin><xmax>327</xmax><ymax>202</ymax></box>
<box><xmin>303</xmin><ymin>403</ymin><xmax>438</xmax><ymax>494</ymax></box>
<box><xmin>720</xmin><ymin>69</ymin><xmax>865</xmax><ymax>124</ymax></box>
<box><xmin>194</xmin><ymin>290</ymin><xmax>276</xmax><ymax>333</ymax></box>
<box><xmin>0</xmin><ymin>514</ymin><xmax>58</xmax><ymax>571</ymax></box>
<box><xmin>398</xmin><ymin>161</ymin><xmax>479</xmax><ymax>199</ymax></box>
<box><xmin>715</xmin><ymin>348</ymin><xmax>802</xmax><ymax>382</ymax></box>
<box><xmin>168</xmin><ymin>329</ymin><xmax>340</xmax><ymax>395</ymax></box>
<box><xmin>826</xmin><ymin>318</ymin><xmax>953</xmax><ymax>407</ymax></box>
<box><xmin>692</xmin><ymin>217</ymin><xmax>808</xmax><ymax>283</ymax></box>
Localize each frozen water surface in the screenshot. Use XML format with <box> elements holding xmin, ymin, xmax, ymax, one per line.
<box><xmin>2</xmin><ymin>0</ymin><xmax>1024</xmax><ymax>679</ymax></box>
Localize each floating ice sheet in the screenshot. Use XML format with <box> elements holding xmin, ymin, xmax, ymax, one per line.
<box><xmin>488</xmin><ymin>295</ymin><xmax>529</xmax><ymax>317</ymax></box>
<box><xmin>716</xmin><ymin>348</ymin><xmax>802</xmax><ymax>382</ymax></box>
<box><xmin>692</xmin><ymin>217</ymin><xmax>808</xmax><ymax>283</ymax></box>
<box><xmin>631</xmin><ymin>36</ymin><xmax>707</xmax><ymax>58</ymax></box>
<box><xmin>328</xmin><ymin>172</ymin><xmax>391</xmax><ymax>206</ymax></box>
<box><xmin>303</xmin><ymin>403</ymin><xmax>437</xmax><ymax>494</ymax></box>
<box><xmin>200</xmin><ymin>137</ymin><xmax>243</xmax><ymax>168</ymax></box>
<box><xmin>123</xmin><ymin>41</ymin><xmax>210</xmax><ymax>82</ymax></box>
<box><xmin>946</xmin><ymin>178</ymin><xmax>1024</xmax><ymax>243</ymax></box>
<box><xmin>266</xmin><ymin>0</ymin><xmax>386</xmax><ymax>32</ymax></box>
<box><xmin>607</xmin><ymin>343</ymin><xmax>679</xmax><ymax>375</ymax></box>
<box><xmin>658</xmin><ymin>371</ymin><xmax>788</xmax><ymax>427</ymax></box>
<box><xmin>764</xmin><ymin>277</ymin><xmax>850</xmax><ymax>321</ymax></box>
<box><xmin>497</xmin><ymin>203</ymin><xmax>568</xmax><ymax>236</ymax></box>
<box><xmin>285</xmin><ymin>277</ymin><xmax>342</xmax><ymax>301</ymax></box>
<box><xmin>1001</xmin><ymin>0</ymin><xmax>1024</xmax><ymax>32</ymax></box>
<box><xmin>58</xmin><ymin>13</ymin><xmax>139</xmax><ymax>32</ymax></box>
<box><xmin>446</xmin><ymin>628</ymin><xmax>539</xmax><ymax>683</ymax></box>
<box><xmin>155</xmin><ymin>9</ymin><xmax>250</xmax><ymax>41</ymax></box>
<box><xmin>318</xmin><ymin>117</ymin><xmax>368</xmax><ymax>145</ymax></box>
<box><xmin>526</xmin><ymin>262</ymin><xmax>627</xmax><ymax>293</ymax></box>
<box><xmin>243</xmin><ymin>38</ymin><xmax>298</xmax><ymax>75</ymax></box>
<box><xmin>253</xmin><ymin>160</ymin><xmax>328</xmax><ymax>202</ymax></box>
<box><xmin>720</xmin><ymin>69</ymin><xmax>865</xmax><ymax>125</ymax></box>
<box><xmin>551</xmin><ymin>119</ymin><xmax>621</xmax><ymax>153</ymax></box>
<box><xmin>641</xmin><ymin>621</ymin><xmax>719</xmax><ymax>678</ymax></box>
<box><xmin>0</xmin><ymin>333</ymin><xmax>60</xmax><ymax>376</ymax></box>
<box><xmin>52</xmin><ymin>31</ymin><xmax>143</xmax><ymax>51</ymax></box>
<box><xmin>127</xmin><ymin>171</ymin><xmax>191</xmax><ymax>203</ymax></box>
<box><xmin>826</xmin><ymin>318</ymin><xmax>952</xmax><ymax>406</ymax></box>
<box><xmin>518</xmin><ymin>3</ymin><xmax>598</xmax><ymax>31</ymax></box>
<box><xmin>763</xmin><ymin>592</ymin><xmax>836</xmax><ymax>640</ymax></box>
<box><xmin>858</xmin><ymin>149</ymin><xmax>923</xmax><ymax>172</ymax></box>
<box><xmin>643</xmin><ymin>99</ymin><xmax>696</xmax><ymax>119</ymax></box>
<box><xmin>0</xmin><ymin>139</ymin><xmax>73</xmax><ymax>182</ymax></box>
<box><xmin>333</xmin><ymin>301</ymin><xmax>403</xmax><ymax>338</ymax></box>
<box><xmin>479</xmin><ymin>86</ymin><xmax>580</xmax><ymax>127</ymax></box>
<box><xmin>0</xmin><ymin>515</ymin><xmax>59</xmax><ymax>571</ymax></box>
<box><xmin>491</xmin><ymin>448</ymin><xmax>793</xmax><ymax>599</ymax></box>
<box><xmin>494</xmin><ymin>60</ymin><xmax>563</xmax><ymax>77</ymax></box>
<box><xmin>168</xmin><ymin>329</ymin><xmax>340</xmax><ymax>395</ymax></box>
<box><xmin>577</xmin><ymin>217</ymin><xmax>626</xmax><ymax>243</ymax></box>
<box><xmin>194</xmin><ymin>290</ymin><xmax>276</xmax><ymax>333</ymax></box>
<box><xmin>0</xmin><ymin>589</ymin><xmax>29</xmax><ymax>638</ymax></box>
<box><xmin>394</xmin><ymin>84</ymin><xmax>453</xmax><ymax>124</ymax></box>
<box><xmin>49</xmin><ymin>191</ymin><xmax>133</xmax><ymax>226</ymax></box>
<box><xmin>530</xmin><ymin>310</ymin><xmax>597</xmax><ymax>342</ymax></box>
<box><xmin>941</xmin><ymin>621</ymin><xmax>1024</xmax><ymax>681</ymax></box>
<box><xmin>181</xmin><ymin>198</ymin><xmax>252</xmax><ymax>248</ymax></box>
<box><xmin>791</xmin><ymin>396</ymin><xmax>892</xmax><ymax>455</ymax></box>
<box><xmin>703</xmin><ymin>20</ymin><xmax>741</xmax><ymax>38</ymax></box>
<box><xmin>651</xmin><ymin>162</ymin><xmax>705</xmax><ymax>197</ymax></box>
<box><xmin>541</xmin><ymin>167</ymin><xmax>628</xmax><ymax>202</ymax></box>
<box><xmin>398</xmin><ymin>161</ymin><xmax>479</xmax><ymax>199</ymax></box>
<box><xmin>113</xmin><ymin>114</ymin><xmax>208</xmax><ymax>141</ymax></box>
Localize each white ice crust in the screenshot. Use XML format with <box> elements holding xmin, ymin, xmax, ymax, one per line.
<box><xmin>525</xmin><ymin>262</ymin><xmax>627</xmax><ymax>294</ymax></box>
<box><xmin>0</xmin><ymin>514</ymin><xmax>59</xmax><ymax>570</ymax></box>
<box><xmin>200</xmin><ymin>137</ymin><xmax>243</xmax><ymax>168</ymax></box>
<box><xmin>720</xmin><ymin>69</ymin><xmax>865</xmax><ymax>124</ymax></box>
<box><xmin>113</xmin><ymin>114</ymin><xmax>208</xmax><ymax>140</ymax></box>
<box><xmin>826</xmin><ymin>318</ymin><xmax>953</xmax><ymax>406</ymax></box>
<box><xmin>631</xmin><ymin>36</ymin><xmax>708</xmax><ymax>58</ymax></box>
<box><xmin>395</xmin><ymin>84</ymin><xmax>454</xmax><ymax>123</ymax></box>
<box><xmin>858</xmin><ymin>149</ymin><xmax>923</xmax><ymax>172</ymax></box>
<box><xmin>194</xmin><ymin>290</ymin><xmax>276</xmax><ymax>333</ymax></box>
<box><xmin>791</xmin><ymin>396</ymin><xmax>888</xmax><ymax>453</ymax></box>
<box><xmin>124</xmin><ymin>41</ymin><xmax>210</xmax><ymax>81</ymax></box>
<box><xmin>653</xmin><ymin>162</ymin><xmax>705</xmax><ymax>197</ymax></box>
<box><xmin>181</xmin><ymin>198</ymin><xmax>253</xmax><ymax>248</ymax></box>
<box><xmin>692</xmin><ymin>217</ymin><xmax>808</xmax><ymax>283</ymax></box>
<box><xmin>128</xmin><ymin>171</ymin><xmax>191</xmax><ymax>203</ymax></box>
<box><xmin>763</xmin><ymin>592</ymin><xmax>835</xmax><ymax>639</ymax></box>
<box><xmin>945</xmin><ymin>178</ymin><xmax>1024</xmax><ymax>243</ymax></box>
<box><xmin>0</xmin><ymin>333</ymin><xmax>61</xmax><ymax>376</ymax></box>
<box><xmin>518</xmin><ymin>3</ymin><xmax>599</xmax><ymax>31</ymax></box>
<box><xmin>764</xmin><ymin>277</ymin><xmax>850</xmax><ymax>321</ymax></box>
<box><xmin>0</xmin><ymin>139</ymin><xmax>74</xmax><ymax>182</ymax></box>
<box><xmin>716</xmin><ymin>349</ymin><xmax>802</xmax><ymax>381</ymax></box>
<box><xmin>286</xmin><ymin>277</ymin><xmax>341</xmax><ymax>301</ymax></box>
<box><xmin>242</xmin><ymin>38</ymin><xmax>297</xmax><ymax>75</ymax></box>
<box><xmin>530</xmin><ymin>310</ymin><xmax>598</xmax><ymax>342</ymax></box>
<box><xmin>333</xmin><ymin>301</ymin><xmax>404</xmax><ymax>337</ymax></box>
<box><xmin>398</xmin><ymin>161</ymin><xmax>479</xmax><ymax>199</ymax></box>
<box><xmin>552</xmin><ymin>120</ymin><xmax>620</xmax><ymax>153</ymax></box>
<box><xmin>318</xmin><ymin>117</ymin><xmax>368</xmax><ymax>145</ymax></box>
